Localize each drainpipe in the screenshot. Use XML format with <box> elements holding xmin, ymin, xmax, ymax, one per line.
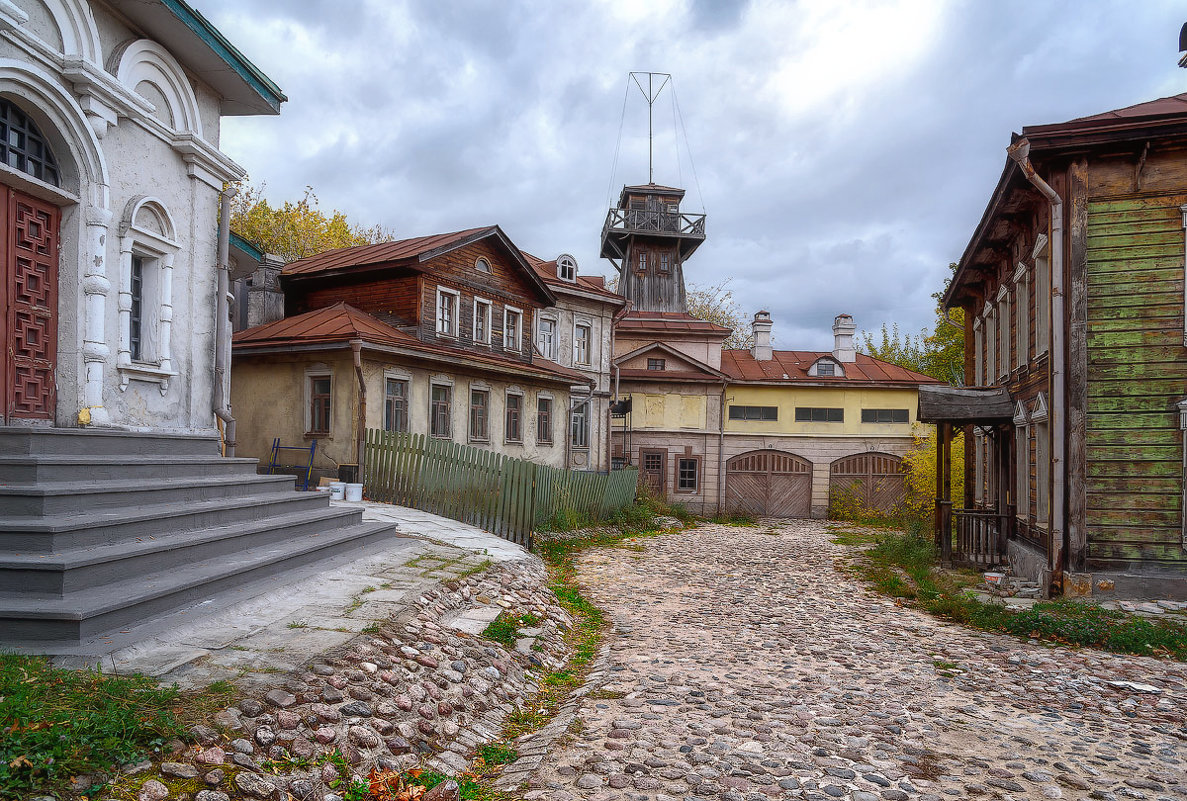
<box><xmin>717</xmin><ymin>382</ymin><xmax>728</xmax><ymax>513</ymax></box>
<box><xmin>213</xmin><ymin>186</ymin><xmax>236</xmax><ymax>457</ymax></box>
<box><xmin>351</xmin><ymin>339</ymin><xmax>366</xmax><ymax>482</ymax></box>
<box><xmin>1007</xmin><ymin>138</ymin><xmax>1064</xmax><ymax>586</ymax></box>
<box><xmin>610</xmin><ymin>299</ymin><xmax>632</xmax><ymax>465</ymax></box>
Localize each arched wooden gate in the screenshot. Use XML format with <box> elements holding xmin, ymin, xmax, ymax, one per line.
<box><xmin>725</xmin><ymin>450</ymin><xmax>812</xmax><ymax>517</ymax></box>
<box><xmin>829</xmin><ymin>451</ymin><xmax>906</xmax><ymax>514</ymax></box>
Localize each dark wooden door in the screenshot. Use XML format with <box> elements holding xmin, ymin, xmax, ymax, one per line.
<box><xmin>726</xmin><ymin>450</ymin><xmax>812</xmax><ymax>517</ymax></box>
<box><xmin>1</xmin><ymin>185</ymin><xmax>59</xmax><ymax>421</ymax></box>
<box><xmin>830</xmin><ymin>452</ymin><xmax>906</xmax><ymax>514</ymax></box>
<box><xmin>640</xmin><ymin>449</ymin><xmax>666</xmax><ymax>495</ymax></box>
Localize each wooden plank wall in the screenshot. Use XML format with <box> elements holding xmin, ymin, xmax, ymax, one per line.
<box><xmin>364</xmin><ymin>429</ymin><xmax>639</xmax><ymax>546</ymax></box>
<box><xmin>1084</xmin><ymin>194</ymin><xmax>1187</xmax><ymax>571</ymax></box>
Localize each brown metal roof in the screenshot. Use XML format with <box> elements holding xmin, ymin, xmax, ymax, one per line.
<box><xmin>1062</xmin><ymin>93</ymin><xmax>1187</xmax><ymax>123</ymax></box>
<box><xmin>282</xmin><ymin>227</ymin><xmax>492</xmax><ymax>276</ymax></box>
<box><xmin>721</xmin><ymin>350</ymin><xmax>942</xmax><ymax>386</ymax></box>
<box><xmin>618</xmin><ymin>311</ymin><xmax>732</xmax><ymax>335</ymax></box>
<box><xmin>233</xmin><ymin>302</ymin><xmax>592</xmax><ymax>386</ymax></box>
<box><xmin>522</xmin><ymin>252</ymin><xmax>624</xmax><ymax>301</ymax></box>
<box><xmin>622</xmin><ymin>182</ymin><xmax>686</xmax><ymax>194</ymax></box>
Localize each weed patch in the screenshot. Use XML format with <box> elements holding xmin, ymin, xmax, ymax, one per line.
<box><xmin>481</xmin><ymin>611</ymin><xmax>543</xmax><ymax>648</ymax></box>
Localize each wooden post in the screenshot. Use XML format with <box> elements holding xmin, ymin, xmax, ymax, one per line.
<box><xmin>1065</xmin><ymin>157</ymin><xmax>1089</xmax><ymax>575</ymax></box>
<box><xmin>941</xmin><ymin>422</ymin><xmax>952</xmax><ymax>564</ymax></box>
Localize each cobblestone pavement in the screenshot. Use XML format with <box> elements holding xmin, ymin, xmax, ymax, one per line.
<box><xmin>522</xmin><ymin>520</ymin><xmax>1187</xmax><ymax>801</ymax></box>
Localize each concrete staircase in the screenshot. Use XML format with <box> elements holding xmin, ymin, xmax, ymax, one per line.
<box><xmin>0</xmin><ymin>427</ymin><xmax>398</xmax><ymax>646</ymax></box>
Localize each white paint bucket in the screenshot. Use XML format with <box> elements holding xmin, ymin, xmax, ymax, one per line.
<box><xmin>329</xmin><ymin>482</ymin><xmax>345</xmax><ymax>500</ymax></box>
<box><xmin>345</xmin><ymin>483</ymin><xmax>363</xmax><ymax>502</ymax></box>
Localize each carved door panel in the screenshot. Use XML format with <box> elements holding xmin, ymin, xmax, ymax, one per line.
<box><xmin>1</xmin><ymin>186</ymin><xmax>59</xmax><ymax>421</ymax></box>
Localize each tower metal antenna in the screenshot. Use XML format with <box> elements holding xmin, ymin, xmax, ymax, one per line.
<box><xmin>629</xmin><ymin>71</ymin><xmax>671</xmax><ymax>184</ymax></box>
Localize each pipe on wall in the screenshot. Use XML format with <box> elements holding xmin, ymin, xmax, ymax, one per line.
<box><xmin>1007</xmin><ymin>138</ymin><xmax>1065</xmax><ymax>586</ymax></box>
<box><xmin>351</xmin><ymin>339</ymin><xmax>366</xmax><ymax>480</ymax></box>
<box><xmin>213</xmin><ymin>185</ymin><xmax>237</xmax><ymax>457</ymax></box>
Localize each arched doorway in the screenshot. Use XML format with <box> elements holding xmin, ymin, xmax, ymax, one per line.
<box><xmin>0</xmin><ymin>98</ymin><xmax>62</xmax><ymax>421</ymax></box>
<box><xmin>725</xmin><ymin>449</ymin><xmax>812</xmax><ymax>517</ymax></box>
<box><xmin>829</xmin><ymin>451</ymin><xmax>906</xmax><ymax>514</ymax></box>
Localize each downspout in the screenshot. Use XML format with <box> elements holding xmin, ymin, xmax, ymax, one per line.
<box><xmin>717</xmin><ymin>381</ymin><xmax>727</xmax><ymax>513</ymax></box>
<box><xmin>610</xmin><ymin>299</ymin><xmax>632</xmax><ymax>465</ymax></box>
<box><xmin>1007</xmin><ymin>138</ymin><xmax>1065</xmax><ymax>586</ymax></box>
<box><xmin>213</xmin><ymin>186</ymin><xmax>236</xmax><ymax>457</ymax></box>
<box><xmin>351</xmin><ymin>340</ymin><xmax>366</xmax><ymax>482</ymax></box>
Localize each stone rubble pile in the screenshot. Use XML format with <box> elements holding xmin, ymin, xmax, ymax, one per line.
<box><xmin>111</xmin><ymin>557</ymin><xmax>574</xmax><ymax>801</ymax></box>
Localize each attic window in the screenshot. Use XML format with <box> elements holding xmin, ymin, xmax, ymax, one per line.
<box><xmin>475</xmin><ymin>257</ymin><xmax>492</xmax><ymax>274</ymax></box>
<box><xmin>647</xmin><ymin>358</ymin><xmax>665</xmax><ymax>371</ymax></box>
<box><xmin>557</xmin><ymin>254</ymin><xmax>577</xmax><ymax>282</ymax></box>
<box><xmin>810</xmin><ymin>358</ymin><xmax>843</xmax><ymax>377</ymax></box>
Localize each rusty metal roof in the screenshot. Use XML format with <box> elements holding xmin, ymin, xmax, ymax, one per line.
<box><xmin>618</xmin><ymin>311</ymin><xmax>732</xmax><ymax>335</ymax></box>
<box><xmin>522</xmin><ymin>252</ymin><xmax>624</xmax><ymax>301</ymax></box>
<box><xmin>233</xmin><ymin>302</ymin><xmax>592</xmax><ymax>386</ymax></box>
<box><xmin>1062</xmin><ymin>93</ymin><xmax>1187</xmax><ymax>123</ymax></box>
<box><xmin>721</xmin><ymin>350</ymin><xmax>942</xmax><ymax>386</ymax></box>
<box><xmin>282</xmin><ymin>227</ymin><xmax>493</xmax><ymax>276</ymax></box>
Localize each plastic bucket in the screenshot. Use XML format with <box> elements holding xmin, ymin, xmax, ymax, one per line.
<box><xmin>329</xmin><ymin>482</ymin><xmax>345</xmax><ymax>500</ymax></box>
<box><xmin>345</xmin><ymin>483</ymin><xmax>363</xmax><ymax>502</ymax></box>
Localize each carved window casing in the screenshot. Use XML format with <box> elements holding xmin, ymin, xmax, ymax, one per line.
<box><xmin>1033</xmin><ymin>393</ymin><xmax>1050</xmax><ymax>526</ymax></box>
<box><xmin>505</xmin><ymin>391</ymin><xmax>523</xmax><ymax>443</ymax></box>
<box><xmin>537</xmin><ymin>317</ymin><xmax>557</xmax><ymax>360</ymax></box>
<box><xmin>537</xmin><ymin>395</ymin><xmax>553</xmax><ymax>444</ymax></box>
<box><xmin>118</xmin><ymin>198</ymin><xmax>179</xmax><ymax>393</ymax></box>
<box><xmin>1013</xmin><ymin>401</ymin><xmax>1029</xmax><ymax>519</ymax></box>
<box><xmin>1014</xmin><ymin>262</ymin><xmax>1028</xmax><ymax>370</ymax></box>
<box><xmin>474</xmin><ymin>298</ymin><xmax>492</xmax><ymax>345</ymax></box>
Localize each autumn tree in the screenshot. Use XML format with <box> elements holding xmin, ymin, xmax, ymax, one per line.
<box><xmin>685</xmin><ymin>279</ymin><xmax>754</xmax><ymax>350</ymax></box>
<box><xmin>860</xmin><ymin>263</ymin><xmax>965</xmax><ymax>385</ymax></box>
<box><xmin>229</xmin><ymin>182</ymin><xmax>394</xmax><ymax>261</ymax></box>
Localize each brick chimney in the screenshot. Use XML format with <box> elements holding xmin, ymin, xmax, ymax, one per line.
<box><xmin>751</xmin><ymin>310</ymin><xmax>773</xmax><ymax>361</ymax></box>
<box><xmin>832</xmin><ymin>313</ymin><xmax>856</xmax><ymax>363</ymax></box>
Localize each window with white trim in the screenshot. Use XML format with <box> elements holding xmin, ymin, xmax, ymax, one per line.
<box><xmin>430</xmin><ymin>384</ymin><xmax>452</xmax><ymax>439</ymax></box>
<box><xmin>997</xmin><ymin>286</ymin><xmax>1010</xmax><ymax>381</ymax></box>
<box><xmin>538</xmin><ymin>317</ymin><xmax>557</xmax><ymax>360</ymax></box>
<box><xmin>973</xmin><ymin>317</ymin><xmax>983</xmax><ymax>385</ymax></box>
<box><xmin>504</xmin><ymin>307</ymin><xmax>522</xmax><ymax>351</ymax></box>
<box><xmin>1013</xmin><ymin>401</ymin><xmax>1029</xmax><ymax>519</ymax></box>
<box><xmin>571</xmin><ymin>400</ymin><xmax>590</xmax><ymax>449</ymax></box>
<box><xmin>557</xmin><ymin>254</ymin><xmax>576</xmax><ymax>282</ymax></box>
<box><xmin>1014</xmin><ymin>263</ymin><xmax>1029</xmax><ymax>370</ymax></box>
<box><xmin>574</xmin><ymin>323</ymin><xmax>591</xmax><ymax>366</ymax></box>
<box><xmin>473</xmin><ymin>298</ymin><xmax>491</xmax><ymax>345</ymax></box>
<box><xmin>384</xmin><ymin>377</ymin><xmax>409</xmax><ymax>432</ymax></box>
<box><xmin>436</xmin><ymin>287</ymin><xmax>460</xmax><ymax>338</ymax></box>
<box><xmin>117</xmin><ymin>198</ymin><xmax>180</xmax><ymax>391</ymax></box>
<box><xmin>984</xmin><ymin>304</ymin><xmax>996</xmax><ymax>382</ymax></box>
<box><xmin>505</xmin><ymin>392</ymin><xmax>523</xmax><ymax>443</ymax></box>
<box><xmin>1033</xmin><ymin>393</ymin><xmax>1049</xmax><ymax>525</ymax></box>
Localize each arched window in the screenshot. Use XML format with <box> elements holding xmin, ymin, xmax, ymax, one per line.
<box><xmin>0</xmin><ymin>99</ymin><xmax>58</xmax><ymax>185</ymax></box>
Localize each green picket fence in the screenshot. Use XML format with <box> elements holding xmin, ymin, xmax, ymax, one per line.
<box><xmin>363</xmin><ymin>429</ymin><xmax>639</xmax><ymax>547</ymax></box>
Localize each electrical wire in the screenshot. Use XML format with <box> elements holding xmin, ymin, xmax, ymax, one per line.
<box><xmin>605</xmin><ymin>76</ymin><xmax>632</xmax><ymax>210</ymax></box>
<box><xmin>671</xmin><ymin>82</ymin><xmax>707</xmax><ymax>214</ymax></box>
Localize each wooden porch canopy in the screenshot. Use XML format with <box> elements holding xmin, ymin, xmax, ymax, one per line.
<box><xmin>917</xmin><ymin>385</ymin><xmax>1013</xmax><ymax>425</ymax></box>
<box><xmin>917</xmin><ymin>385</ymin><xmax>1013</xmax><ymax>565</ymax></box>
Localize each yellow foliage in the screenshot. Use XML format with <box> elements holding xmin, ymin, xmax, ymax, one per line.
<box><xmin>229</xmin><ymin>182</ymin><xmax>394</xmax><ymax>262</ymax></box>
<box><xmin>902</xmin><ymin>423</ymin><xmax>964</xmax><ymax>520</ymax></box>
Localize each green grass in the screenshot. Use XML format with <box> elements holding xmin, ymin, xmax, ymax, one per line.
<box><xmin>840</xmin><ymin>530</ymin><xmax>1187</xmax><ymax>660</ymax></box>
<box><xmin>706</xmin><ymin>509</ymin><xmax>758</xmax><ymax>526</ymax></box>
<box><xmin>480</xmin><ymin>611</ymin><xmax>544</xmax><ymax>648</ymax></box>
<box><xmin>0</xmin><ymin>653</ymin><xmax>188</xmax><ymax>800</ymax></box>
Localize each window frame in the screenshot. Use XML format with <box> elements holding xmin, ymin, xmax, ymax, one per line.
<box><xmin>383</xmin><ymin>375</ymin><xmax>410</xmax><ymax>433</ymax></box>
<box><xmin>469</xmin><ymin>387</ymin><xmax>490</xmax><ymax>442</ymax></box>
<box><xmin>676</xmin><ymin>456</ymin><xmax>700</xmax><ymax>493</ymax></box>
<box><xmin>436</xmin><ymin>286</ymin><xmax>460</xmax><ymax>338</ymax></box>
<box><xmin>0</xmin><ymin>99</ymin><xmax>60</xmax><ymax>186</ymax></box>
<box><xmin>794</xmin><ymin>407</ymin><xmax>844</xmax><ymax>423</ymax></box>
<box><xmin>571</xmin><ymin>399</ymin><xmax>590</xmax><ymax>450</ymax></box>
<box><xmin>1033</xmin><ymin>235</ymin><xmax>1050</xmax><ymax>356</ymax></box>
<box><xmin>504</xmin><ymin>306</ymin><xmax>522</xmax><ymax>352</ymax></box>
<box><xmin>728</xmin><ymin>405</ymin><xmax>778</xmax><ymax>421</ymax></box>
<box><xmin>861</xmin><ymin>408</ymin><xmax>909</xmax><ymax>424</ymax></box>
<box><xmin>646</xmin><ymin>357</ymin><xmax>665</xmax><ymax>371</ymax></box>
<box><xmin>573</xmin><ymin>322</ymin><xmax>591</xmax><ymax>366</ymax></box>
<box><xmin>307</xmin><ymin>372</ymin><xmax>332</xmax><ymax>436</ymax></box>
<box><xmin>430</xmin><ymin>383</ymin><xmax>452</xmax><ymax>439</ymax></box>
<box><xmin>538</xmin><ymin>316</ymin><xmax>557</xmax><ymax>361</ymax></box>
<box><xmin>473</xmin><ymin>297</ymin><xmax>492</xmax><ymax>345</ymax></box>
<box><xmin>505</xmin><ymin>391</ymin><xmax>523</xmax><ymax>443</ymax></box>
<box><xmin>474</xmin><ymin>257</ymin><xmax>492</xmax><ymax>274</ymax></box>
<box><xmin>537</xmin><ymin>395</ymin><xmax>553</xmax><ymax>445</ymax></box>
<box><xmin>1014</xmin><ymin>262</ymin><xmax>1028</xmax><ymax>370</ymax></box>
<box><xmin>557</xmin><ymin>254</ymin><xmax>577</xmax><ymax>282</ymax></box>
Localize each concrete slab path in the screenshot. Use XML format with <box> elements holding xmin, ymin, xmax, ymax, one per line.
<box><xmin>64</xmin><ymin>501</ymin><xmax>529</xmax><ymax>691</ymax></box>
<box><xmin>522</xmin><ymin>519</ymin><xmax>1187</xmax><ymax>801</ymax></box>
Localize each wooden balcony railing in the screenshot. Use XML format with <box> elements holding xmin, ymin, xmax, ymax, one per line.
<box><xmin>602</xmin><ymin>207</ymin><xmax>706</xmax><ymax>239</ymax></box>
<box><xmin>951</xmin><ymin>508</ymin><xmax>1009</xmax><ymax>567</ymax></box>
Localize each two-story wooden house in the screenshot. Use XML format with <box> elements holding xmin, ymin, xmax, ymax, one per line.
<box><xmin>930</xmin><ymin>93</ymin><xmax>1187</xmax><ymax>599</ymax></box>
<box><xmin>231</xmin><ymin>227</ymin><xmax>593</xmax><ymax>482</ymax></box>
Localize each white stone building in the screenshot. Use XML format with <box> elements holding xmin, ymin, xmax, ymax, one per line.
<box><xmin>0</xmin><ymin>0</ymin><xmax>283</xmax><ymax>432</ymax></box>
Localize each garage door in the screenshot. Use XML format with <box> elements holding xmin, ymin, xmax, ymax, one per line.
<box><xmin>829</xmin><ymin>452</ymin><xmax>906</xmax><ymax>514</ymax></box>
<box><xmin>725</xmin><ymin>450</ymin><xmax>812</xmax><ymax>517</ymax></box>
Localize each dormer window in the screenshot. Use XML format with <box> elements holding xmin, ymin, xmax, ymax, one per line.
<box><xmin>475</xmin><ymin>257</ymin><xmax>492</xmax><ymax>273</ymax></box>
<box><xmin>809</xmin><ymin>357</ymin><xmax>843</xmax><ymax>377</ymax></box>
<box><xmin>557</xmin><ymin>254</ymin><xmax>577</xmax><ymax>282</ymax></box>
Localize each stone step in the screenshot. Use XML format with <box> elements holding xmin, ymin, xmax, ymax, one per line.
<box><xmin>0</xmin><ymin>473</ymin><xmax>298</xmax><ymax>516</ymax></box>
<box><xmin>0</xmin><ymin>490</ymin><xmax>331</xmax><ymax>552</ymax></box>
<box><xmin>0</xmin><ymin>519</ymin><xmax>400</xmax><ymax>642</ymax></box>
<box><xmin>0</xmin><ymin>427</ymin><xmax>221</xmax><ymax>457</ymax></box>
<box><xmin>0</xmin><ymin>505</ymin><xmax>368</xmax><ymax>595</ymax></box>
<box><xmin>0</xmin><ymin>454</ymin><xmax>261</xmax><ymax>483</ymax></box>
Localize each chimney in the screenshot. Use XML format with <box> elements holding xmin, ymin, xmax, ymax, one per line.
<box><xmin>832</xmin><ymin>313</ymin><xmax>856</xmax><ymax>363</ymax></box>
<box><xmin>751</xmin><ymin>310</ymin><xmax>773</xmax><ymax>361</ymax></box>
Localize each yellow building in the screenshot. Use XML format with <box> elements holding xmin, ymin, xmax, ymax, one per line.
<box><xmin>614</xmin><ymin>312</ymin><xmax>940</xmax><ymax>517</ymax></box>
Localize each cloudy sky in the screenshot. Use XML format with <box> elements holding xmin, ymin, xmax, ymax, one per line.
<box><xmin>204</xmin><ymin>0</ymin><xmax>1186</xmax><ymax>350</ymax></box>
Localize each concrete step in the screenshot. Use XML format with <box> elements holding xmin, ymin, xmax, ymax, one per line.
<box><xmin>0</xmin><ymin>473</ymin><xmax>298</xmax><ymax>516</ymax></box>
<box><xmin>0</xmin><ymin>519</ymin><xmax>400</xmax><ymax>642</ymax></box>
<box><xmin>0</xmin><ymin>491</ymin><xmax>332</xmax><ymax>552</ymax></box>
<box><xmin>0</xmin><ymin>427</ymin><xmax>221</xmax><ymax>457</ymax></box>
<box><xmin>0</xmin><ymin>505</ymin><xmax>367</xmax><ymax>594</ymax></box>
<box><xmin>0</xmin><ymin>455</ymin><xmax>261</xmax><ymax>483</ymax></box>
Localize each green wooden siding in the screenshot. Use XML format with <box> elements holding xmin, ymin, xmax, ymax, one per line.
<box><xmin>1085</xmin><ymin>196</ymin><xmax>1187</xmax><ymax>568</ymax></box>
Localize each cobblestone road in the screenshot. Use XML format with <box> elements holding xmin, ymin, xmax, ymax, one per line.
<box><xmin>522</xmin><ymin>520</ymin><xmax>1187</xmax><ymax>801</ymax></box>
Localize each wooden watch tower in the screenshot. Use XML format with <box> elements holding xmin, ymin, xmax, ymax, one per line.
<box><xmin>599</xmin><ymin>183</ymin><xmax>706</xmax><ymax>312</ymax></box>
